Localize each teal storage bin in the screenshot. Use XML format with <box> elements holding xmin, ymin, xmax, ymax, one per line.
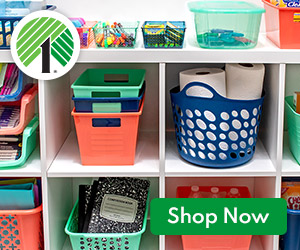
<box><xmin>286</xmin><ymin>96</ymin><xmax>300</xmax><ymax>165</ymax></box>
<box><xmin>188</xmin><ymin>1</ymin><xmax>265</xmax><ymax>49</ymax></box>
<box><xmin>0</xmin><ymin>116</ymin><xmax>38</xmax><ymax>169</ymax></box>
<box><xmin>65</xmin><ymin>195</ymin><xmax>149</xmax><ymax>250</ymax></box>
<box><xmin>0</xmin><ymin>183</ymin><xmax>35</xmax><ymax>210</ymax></box>
<box><xmin>71</xmin><ymin>69</ymin><xmax>146</xmax><ymax>98</ymax></box>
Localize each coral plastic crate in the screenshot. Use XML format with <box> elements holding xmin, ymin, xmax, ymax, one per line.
<box><xmin>0</xmin><ymin>5</ymin><xmax>55</xmax><ymax>49</ymax></box>
<box><xmin>188</xmin><ymin>1</ymin><xmax>265</xmax><ymax>49</ymax></box>
<box><xmin>72</xmin><ymin>68</ymin><xmax>146</xmax><ymax>98</ymax></box>
<box><xmin>0</xmin><ymin>116</ymin><xmax>38</xmax><ymax>169</ymax></box>
<box><xmin>177</xmin><ymin>186</ymin><xmax>252</xmax><ymax>250</ymax></box>
<box><xmin>0</xmin><ymin>204</ymin><xmax>43</xmax><ymax>250</ymax></box>
<box><xmin>263</xmin><ymin>0</ymin><xmax>300</xmax><ymax>49</ymax></box>
<box><xmin>0</xmin><ymin>84</ymin><xmax>37</xmax><ymax>135</ymax></box>
<box><xmin>65</xmin><ymin>195</ymin><xmax>149</xmax><ymax>250</ymax></box>
<box><xmin>72</xmin><ymin>97</ymin><xmax>144</xmax><ymax>165</ymax></box>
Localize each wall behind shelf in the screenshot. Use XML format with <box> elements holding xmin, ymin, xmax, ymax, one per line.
<box><xmin>47</xmin><ymin>0</ymin><xmax>266</xmax><ymax>33</ymax></box>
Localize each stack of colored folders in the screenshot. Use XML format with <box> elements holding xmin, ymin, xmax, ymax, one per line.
<box><xmin>71</xmin><ymin>68</ymin><xmax>146</xmax><ymax>165</ymax></box>
<box><xmin>0</xmin><ymin>177</ymin><xmax>44</xmax><ymax>250</ymax></box>
<box><xmin>0</xmin><ymin>63</ymin><xmax>38</xmax><ymax>169</ymax></box>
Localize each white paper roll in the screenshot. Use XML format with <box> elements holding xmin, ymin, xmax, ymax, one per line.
<box><xmin>226</xmin><ymin>63</ymin><xmax>265</xmax><ymax>100</ymax></box>
<box><xmin>179</xmin><ymin>68</ymin><xmax>226</xmax><ymax>97</ymax></box>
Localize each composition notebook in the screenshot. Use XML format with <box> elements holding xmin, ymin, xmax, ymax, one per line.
<box><xmin>85</xmin><ymin>177</ymin><xmax>150</xmax><ymax>234</ymax></box>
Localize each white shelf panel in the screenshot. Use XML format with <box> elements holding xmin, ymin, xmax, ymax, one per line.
<box><xmin>0</xmin><ymin>50</ymin><xmax>13</xmax><ymax>63</ymax></box>
<box><xmin>2</xmin><ymin>34</ymin><xmax>300</xmax><ymax>63</ymax></box>
<box><xmin>165</xmin><ymin>132</ymin><xmax>276</xmax><ymax>177</ymax></box>
<box><xmin>0</xmin><ymin>146</ymin><xmax>41</xmax><ymax>177</ymax></box>
<box><xmin>77</xmin><ymin>34</ymin><xmax>300</xmax><ymax>64</ymax></box>
<box><xmin>48</xmin><ymin>131</ymin><xmax>159</xmax><ymax>177</ymax></box>
<box><xmin>282</xmin><ymin>132</ymin><xmax>300</xmax><ymax>176</ymax></box>
<box><xmin>166</xmin><ymin>235</ymin><xmax>264</xmax><ymax>250</ymax></box>
<box><xmin>62</xmin><ymin>220</ymin><xmax>159</xmax><ymax>250</ymax></box>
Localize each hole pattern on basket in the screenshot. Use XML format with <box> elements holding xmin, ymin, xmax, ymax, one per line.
<box><xmin>172</xmin><ymin>102</ymin><xmax>263</xmax><ymax>164</ymax></box>
<box><xmin>79</xmin><ymin>237</ymin><xmax>131</xmax><ymax>250</ymax></box>
<box><xmin>0</xmin><ymin>215</ymin><xmax>23</xmax><ymax>250</ymax></box>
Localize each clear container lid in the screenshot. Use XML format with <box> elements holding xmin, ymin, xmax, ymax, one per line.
<box><xmin>188</xmin><ymin>1</ymin><xmax>265</xmax><ymax>14</ymax></box>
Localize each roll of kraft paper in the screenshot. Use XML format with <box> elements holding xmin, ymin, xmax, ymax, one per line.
<box><xmin>179</xmin><ymin>68</ymin><xmax>226</xmax><ymax>97</ymax></box>
<box><xmin>226</xmin><ymin>63</ymin><xmax>265</xmax><ymax>100</ymax></box>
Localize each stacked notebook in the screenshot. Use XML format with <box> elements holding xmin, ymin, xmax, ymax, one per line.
<box><xmin>78</xmin><ymin>177</ymin><xmax>150</xmax><ymax>233</ymax></box>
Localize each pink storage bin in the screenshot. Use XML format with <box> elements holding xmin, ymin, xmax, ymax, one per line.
<box><xmin>0</xmin><ymin>205</ymin><xmax>44</xmax><ymax>250</ymax></box>
<box><xmin>177</xmin><ymin>186</ymin><xmax>252</xmax><ymax>250</ymax></box>
<box><xmin>0</xmin><ymin>84</ymin><xmax>37</xmax><ymax>135</ymax></box>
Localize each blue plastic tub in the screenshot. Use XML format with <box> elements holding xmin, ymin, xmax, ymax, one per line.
<box><xmin>0</xmin><ymin>5</ymin><xmax>56</xmax><ymax>49</ymax></box>
<box><xmin>73</xmin><ymin>83</ymin><xmax>145</xmax><ymax>113</ymax></box>
<box><xmin>281</xmin><ymin>209</ymin><xmax>300</xmax><ymax>250</ymax></box>
<box><xmin>0</xmin><ymin>70</ymin><xmax>32</xmax><ymax>102</ymax></box>
<box><xmin>170</xmin><ymin>82</ymin><xmax>264</xmax><ymax>168</ymax></box>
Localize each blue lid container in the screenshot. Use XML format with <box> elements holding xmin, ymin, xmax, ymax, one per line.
<box><xmin>281</xmin><ymin>209</ymin><xmax>300</xmax><ymax>250</ymax></box>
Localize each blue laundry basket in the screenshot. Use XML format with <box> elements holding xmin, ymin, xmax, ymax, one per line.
<box><xmin>170</xmin><ymin>82</ymin><xmax>264</xmax><ymax>168</ymax></box>
<box><xmin>281</xmin><ymin>209</ymin><xmax>300</xmax><ymax>250</ymax></box>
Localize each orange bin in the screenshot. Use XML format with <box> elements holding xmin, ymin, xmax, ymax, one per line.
<box><xmin>177</xmin><ymin>186</ymin><xmax>252</xmax><ymax>250</ymax></box>
<box><xmin>0</xmin><ymin>205</ymin><xmax>43</xmax><ymax>250</ymax></box>
<box><xmin>263</xmin><ymin>0</ymin><xmax>300</xmax><ymax>49</ymax></box>
<box><xmin>72</xmin><ymin>97</ymin><xmax>144</xmax><ymax>165</ymax></box>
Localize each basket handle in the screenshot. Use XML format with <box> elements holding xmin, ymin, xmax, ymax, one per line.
<box><xmin>181</xmin><ymin>81</ymin><xmax>226</xmax><ymax>101</ymax></box>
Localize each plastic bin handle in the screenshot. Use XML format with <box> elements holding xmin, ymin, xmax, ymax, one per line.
<box><xmin>23</xmin><ymin>116</ymin><xmax>39</xmax><ymax>137</ymax></box>
<box><xmin>21</xmin><ymin>85</ymin><xmax>38</xmax><ymax>105</ymax></box>
<box><xmin>181</xmin><ymin>81</ymin><xmax>226</xmax><ymax>102</ymax></box>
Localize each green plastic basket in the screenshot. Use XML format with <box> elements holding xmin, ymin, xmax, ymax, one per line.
<box><xmin>0</xmin><ymin>116</ymin><xmax>38</xmax><ymax>169</ymax></box>
<box><xmin>286</xmin><ymin>96</ymin><xmax>300</xmax><ymax>165</ymax></box>
<box><xmin>65</xmin><ymin>194</ymin><xmax>149</xmax><ymax>250</ymax></box>
<box><xmin>71</xmin><ymin>69</ymin><xmax>146</xmax><ymax>98</ymax></box>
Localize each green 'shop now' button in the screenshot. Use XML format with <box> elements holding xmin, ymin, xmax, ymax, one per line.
<box><xmin>150</xmin><ymin>198</ymin><xmax>287</xmax><ymax>235</ymax></box>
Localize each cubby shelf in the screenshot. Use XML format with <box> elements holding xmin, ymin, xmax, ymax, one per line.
<box><xmin>165</xmin><ymin>132</ymin><xmax>276</xmax><ymax>177</ymax></box>
<box><xmin>47</xmin><ymin>131</ymin><xmax>159</xmax><ymax>178</ymax></box>
<box><xmin>0</xmin><ymin>146</ymin><xmax>41</xmax><ymax>177</ymax></box>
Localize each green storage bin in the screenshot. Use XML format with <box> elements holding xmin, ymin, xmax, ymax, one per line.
<box><xmin>71</xmin><ymin>69</ymin><xmax>146</xmax><ymax>98</ymax></box>
<box><xmin>0</xmin><ymin>116</ymin><xmax>38</xmax><ymax>169</ymax></box>
<box><xmin>286</xmin><ymin>96</ymin><xmax>300</xmax><ymax>165</ymax></box>
<box><xmin>188</xmin><ymin>1</ymin><xmax>265</xmax><ymax>49</ymax></box>
<box><xmin>65</xmin><ymin>195</ymin><xmax>149</xmax><ymax>250</ymax></box>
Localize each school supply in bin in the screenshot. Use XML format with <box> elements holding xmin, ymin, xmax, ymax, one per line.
<box><xmin>65</xmin><ymin>177</ymin><xmax>150</xmax><ymax>250</ymax></box>
<box><xmin>178</xmin><ymin>186</ymin><xmax>252</xmax><ymax>250</ymax></box>
<box><xmin>270</xmin><ymin>0</ymin><xmax>300</xmax><ymax>7</ymax></box>
<box><xmin>142</xmin><ymin>21</ymin><xmax>186</xmax><ymax>48</ymax></box>
<box><xmin>70</xmin><ymin>18</ymin><xmax>96</xmax><ymax>49</ymax></box>
<box><xmin>0</xmin><ymin>133</ymin><xmax>22</xmax><ymax>160</ymax></box>
<box><xmin>93</xmin><ymin>21</ymin><xmax>138</xmax><ymax>48</ymax></box>
<box><xmin>188</xmin><ymin>1</ymin><xmax>265</xmax><ymax>49</ymax></box>
<box><xmin>294</xmin><ymin>91</ymin><xmax>300</xmax><ymax>114</ymax></box>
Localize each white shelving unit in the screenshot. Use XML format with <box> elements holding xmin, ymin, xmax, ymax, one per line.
<box><xmin>2</xmin><ymin>0</ymin><xmax>300</xmax><ymax>249</ymax></box>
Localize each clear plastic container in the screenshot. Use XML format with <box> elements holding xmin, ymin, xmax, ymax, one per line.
<box><xmin>188</xmin><ymin>1</ymin><xmax>265</xmax><ymax>49</ymax></box>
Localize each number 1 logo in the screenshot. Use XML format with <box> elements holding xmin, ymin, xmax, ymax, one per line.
<box><xmin>11</xmin><ymin>11</ymin><xmax>80</xmax><ymax>80</ymax></box>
